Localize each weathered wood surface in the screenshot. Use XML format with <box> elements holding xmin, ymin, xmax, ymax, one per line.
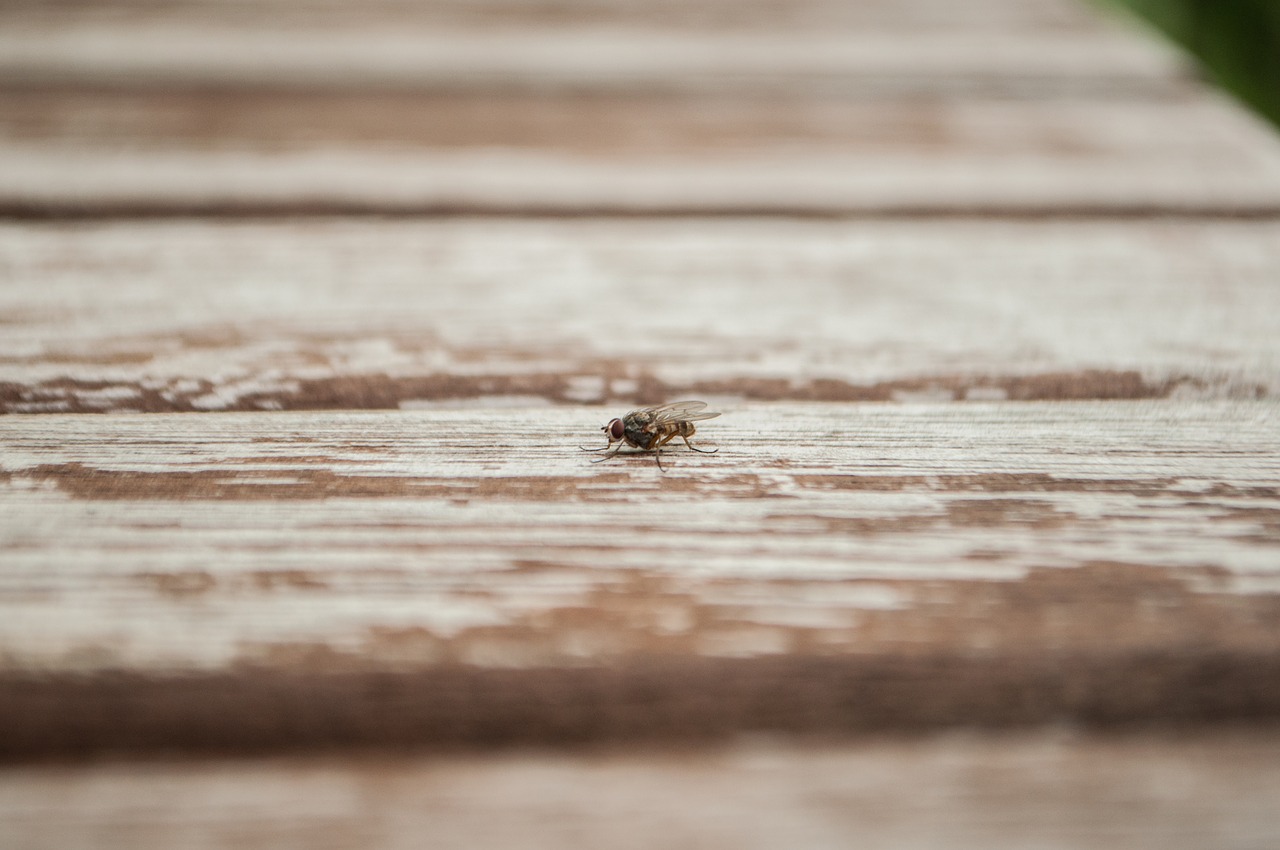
<box><xmin>0</xmin><ymin>0</ymin><xmax>1190</xmax><ymax>97</ymax></box>
<box><xmin>3</xmin><ymin>0</ymin><xmax>1280</xmax><ymax>215</ymax></box>
<box><xmin>16</xmin><ymin>94</ymin><xmax>1280</xmax><ymax>217</ymax></box>
<box><xmin>2</xmin><ymin>401</ymin><xmax>1278</xmax><ymax>753</ymax></box>
<box><xmin>2</xmin><ymin>0</ymin><xmax>1280</xmax><ymax>782</ymax></box>
<box><xmin>0</xmin><ymin>0</ymin><xmax>1180</xmax><ymax>92</ymax></box>
<box><xmin>3</xmin><ymin>732</ymin><xmax>1280</xmax><ymax>850</ymax></box>
<box><xmin>3</xmin><ymin>219</ymin><xmax>1279</xmax><ymax>417</ymax></box>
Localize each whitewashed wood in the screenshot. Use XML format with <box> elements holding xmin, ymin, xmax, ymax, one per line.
<box><xmin>3</xmin><ymin>0</ymin><xmax>1279</xmax><ymax>763</ymax></box>
<box><xmin>0</xmin><ymin>0</ymin><xmax>1137</xmax><ymax>35</ymax></box>
<box><xmin>4</xmin><ymin>93</ymin><xmax>1278</xmax><ymax>215</ymax></box>
<box><xmin>0</xmin><ymin>29</ymin><xmax>1182</xmax><ymax>94</ymax></box>
<box><xmin>3</xmin><ymin>732</ymin><xmax>1280</xmax><ymax>850</ymax></box>
<box><xmin>3</xmin><ymin>219</ymin><xmax>1279</xmax><ymax>414</ymax></box>
<box><xmin>4</xmin><ymin>0</ymin><xmax>1280</xmax><ymax>214</ymax></box>
<box><xmin>2</xmin><ymin>402</ymin><xmax>1277</xmax><ymax>674</ymax></box>
<box><xmin>0</xmin><ymin>0</ymin><xmax>1178</xmax><ymax>94</ymax></box>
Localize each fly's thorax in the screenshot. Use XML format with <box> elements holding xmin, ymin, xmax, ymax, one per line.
<box><xmin>624</xmin><ymin>417</ymin><xmax>656</xmax><ymax>450</ymax></box>
<box><xmin>617</xmin><ymin>410</ymin><xmax>646</xmax><ymax>447</ymax></box>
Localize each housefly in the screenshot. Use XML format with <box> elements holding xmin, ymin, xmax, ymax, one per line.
<box><xmin>581</xmin><ymin>400</ymin><xmax>720</xmax><ymax>470</ymax></box>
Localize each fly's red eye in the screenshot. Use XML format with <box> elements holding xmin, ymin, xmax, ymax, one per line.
<box><xmin>608</xmin><ymin>419</ymin><xmax>625</xmax><ymax>440</ymax></box>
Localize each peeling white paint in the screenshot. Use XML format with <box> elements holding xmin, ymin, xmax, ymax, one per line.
<box><xmin>3</xmin><ymin>221</ymin><xmax>1280</xmax><ymax>406</ymax></box>
<box><xmin>0</xmin><ymin>403</ymin><xmax>1276</xmax><ymax>671</ymax></box>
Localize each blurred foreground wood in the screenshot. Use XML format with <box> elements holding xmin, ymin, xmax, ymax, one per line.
<box><xmin>4</xmin><ymin>731</ymin><xmax>1280</xmax><ymax>850</ymax></box>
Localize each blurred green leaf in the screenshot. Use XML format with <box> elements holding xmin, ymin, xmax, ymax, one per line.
<box><xmin>1097</xmin><ymin>0</ymin><xmax>1280</xmax><ymax>131</ymax></box>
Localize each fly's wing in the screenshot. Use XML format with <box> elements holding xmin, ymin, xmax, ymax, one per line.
<box><xmin>648</xmin><ymin>400</ymin><xmax>721</xmax><ymax>423</ymax></box>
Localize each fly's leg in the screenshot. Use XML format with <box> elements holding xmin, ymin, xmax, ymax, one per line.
<box><xmin>651</xmin><ymin>431</ymin><xmax>680</xmax><ymax>471</ymax></box>
<box><xmin>579</xmin><ymin>444</ymin><xmax>614</xmax><ymax>453</ymax></box>
<box><xmin>675</xmin><ymin>422</ymin><xmax>717</xmax><ymax>455</ymax></box>
<box><xmin>589</xmin><ymin>445</ymin><xmax>624</xmax><ymax>464</ymax></box>
<box><xmin>681</xmin><ymin>435</ymin><xmax>718</xmax><ymax>454</ymax></box>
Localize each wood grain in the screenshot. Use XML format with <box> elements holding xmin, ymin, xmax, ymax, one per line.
<box><xmin>3</xmin><ymin>219</ymin><xmax>1279</xmax><ymax>415</ymax></box>
<box><xmin>2</xmin><ymin>402</ymin><xmax>1277</xmax><ymax>753</ymax></box>
<box><xmin>3</xmin><ymin>0</ymin><xmax>1279</xmax><ymax>215</ymax></box>
<box><xmin>3</xmin><ymin>0</ymin><xmax>1280</xmax><ymax>775</ymax></box>
<box><xmin>5</xmin><ymin>92</ymin><xmax>1278</xmax><ymax>216</ymax></box>
<box><xmin>0</xmin><ymin>0</ymin><xmax>1178</xmax><ymax>93</ymax></box>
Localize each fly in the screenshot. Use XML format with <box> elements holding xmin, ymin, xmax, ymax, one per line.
<box><xmin>581</xmin><ymin>400</ymin><xmax>721</xmax><ymax>471</ymax></box>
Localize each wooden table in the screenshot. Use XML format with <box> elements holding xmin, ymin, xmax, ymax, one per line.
<box><xmin>2</xmin><ymin>0</ymin><xmax>1280</xmax><ymax>845</ymax></box>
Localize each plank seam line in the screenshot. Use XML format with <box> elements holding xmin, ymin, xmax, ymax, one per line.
<box><xmin>3</xmin><ymin>202</ymin><xmax>1280</xmax><ymax>223</ymax></box>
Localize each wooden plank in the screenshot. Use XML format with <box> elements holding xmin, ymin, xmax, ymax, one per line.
<box><xmin>4</xmin><ymin>0</ymin><xmax>1279</xmax><ymax>214</ymax></box>
<box><xmin>3</xmin><ymin>219</ymin><xmax>1279</xmax><ymax>415</ymax></box>
<box><xmin>3</xmin><ymin>732</ymin><xmax>1280</xmax><ymax>850</ymax></box>
<box><xmin>0</xmin><ymin>0</ymin><xmax>1132</xmax><ymax>35</ymax></box>
<box><xmin>0</xmin><ymin>30</ymin><xmax>1181</xmax><ymax>96</ymax></box>
<box><xmin>1</xmin><ymin>0</ymin><xmax>1278</xmax><ymax>770</ymax></box>
<box><xmin>1</xmin><ymin>401</ymin><xmax>1277</xmax><ymax>753</ymax></box>
<box><xmin>0</xmin><ymin>0</ymin><xmax>1176</xmax><ymax>95</ymax></box>
<box><xmin>5</xmin><ymin>91</ymin><xmax>1278</xmax><ymax>216</ymax></box>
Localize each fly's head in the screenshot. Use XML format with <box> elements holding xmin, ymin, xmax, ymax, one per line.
<box><xmin>603</xmin><ymin>418</ymin><xmax>625</xmax><ymax>445</ymax></box>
